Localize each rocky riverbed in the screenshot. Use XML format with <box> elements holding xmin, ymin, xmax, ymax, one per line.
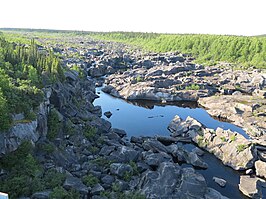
<box><xmin>1</xmin><ymin>35</ymin><xmax>266</xmax><ymax>198</ymax></box>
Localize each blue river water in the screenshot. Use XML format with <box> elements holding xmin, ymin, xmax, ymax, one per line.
<box><xmin>93</xmin><ymin>87</ymin><xmax>264</xmax><ymax>199</ymax></box>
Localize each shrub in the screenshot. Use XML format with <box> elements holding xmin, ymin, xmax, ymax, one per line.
<box><xmin>185</xmin><ymin>84</ymin><xmax>200</xmax><ymax>90</ymax></box>
<box><xmin>82</xmin><ymin>174</ymin><xmax>99</xmax><ymax>187</ymax></box>
<box><xmin>236</xmin><ymin>144</ymin><xmax>248</xmax><ymax>152</ymax></box>
<box><xmin>83</xmin><ymin>125</ymin><xmax>97</xmax><ymax>140</ymax></box>
<box><xmin>230</xmin><ymin>134</ymin><xmax>237</xmax><ymax>141</ymax></box>
<box><xmin>47</xmin><ymin>108</ymin><xmax>62</xmax><ymax>140</ymax></box>
<box><xmin>49</xmin><ymin>186</ymin><xmax>79</xmax><ymax>199</ymax></box>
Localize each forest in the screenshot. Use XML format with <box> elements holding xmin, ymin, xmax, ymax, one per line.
<box><xmin>0</xmin><ymin>32</ymin><xmax>64</xmax><ymax>131</ymax></box>
<box><xmin>89</xmin><ymin>32</ymin><xmax>266</xmax><ymax>68</ymax></box>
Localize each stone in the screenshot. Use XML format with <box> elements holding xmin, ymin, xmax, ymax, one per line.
<box><xmin>246</xmin><ymin>169</ymin><xmax>254</xmax><ymax>175</ymax></box>
<box><xmin>91</xmin><ymin>183</ymin><xmax>105</xmax><ymax>195</ymax></box>
<box><xmin>104</xmin><ymin>111</ymin><xmax>112</xmax><ymax>118</ymax></box>
<box><xmin>108</xmin><ymin>146</ymin><xmax>140</xmax><ymax>163</ymax></box>
<box><xmin>239</xmin><ymin>175</ymin><xmax>265</xmax><ymax>199</ymax></box>
<box><xmin>205</xmin><ymin>188</ymin><xmax>229</xmax><ymax>199</ymax></box>
<box><xmin>63</xmin><ymin>176</ymin><xmax>89</xmax><ymax>195</ymax></box>
<box><xmin>111</xmin><ymin>128</ymin><xmax>127</xmax><ymax>138</ymax></box>
<box><xmin>101</xmin><ymin>175</ymin><xmax>115</xmax><ymax>185</ymax></box>
<box><xmin>110</xmin><ymin>163</ymin><xmax>133</xmax><ymax>177</ymax></box>
<box><xmin>192</xmin><ymin>147</ymin><xmax>205</xmax><ymax>156</ymax></box>
<box><xmin>139</xmin><ymin>162</ymin><xmax>208</xmax><ymax>199</ymax></box>
<box><xmin>186</xmin><ymin>151</ymin><xmax>208</xmax><ymax>169</ymax></box>
<box><xmin>213</xmin><ymin>177</ymin><xmax>227</xmax><ymax>187</ymax></box>
<box><xmin>255</xmin><ymin>160</ymin><xmax>266</xmax><ymax>178</ymax></box>
<box><xmin>31</xmin><ymin>191</ymin><xmax>51</xmax><ymax>199</ymax></box>
<box><xmin>142</xmin><ymin>151</ymin><xmax>172</xmax><ymax>167</ymax></box>
<box><xmin>142</xmin><ymin>139</ymin><xmax>169</xmax><ymax>153</ymax></box>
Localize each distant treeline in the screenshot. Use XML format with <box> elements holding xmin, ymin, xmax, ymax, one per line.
<box><xmin>88</xmin><ymin>32</ymin><xmax>266</xmax><ymax>69</ymax></box>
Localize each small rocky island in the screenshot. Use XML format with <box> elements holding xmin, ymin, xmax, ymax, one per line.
<box><xmin>0</xmin><ymin>30</ymin><xmax>265</xmax><ymax>199</ymax></box>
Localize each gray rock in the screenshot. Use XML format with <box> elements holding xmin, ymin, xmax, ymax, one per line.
<box><xmin>139</xmin><ymin>162</ymin><xmax>207</xmax><ymax>199</ymax></box>
<box><xmin>31</xmin><ymin>191</ymin><xmax>51</xmax><ymax>199</ymax></box>
<box><xmin>91</xmin><ymin>183</ymin><xmax>105</xmax><ymax>195</ymax></box>
<box><xmin>101</xmin><ymin>175</ymin><xmax>115</xmax><ymax>185</ymax></box>
<box><xmin>186</xmin><ymin>151</ymin><xmax>208</xmax><ymax>169</ymax></box>
<box><xmin>63</xmin><ymin>176</ymin><xmax>89</xmax><ymax>195</ymax></box>
<box><xmin>205</xmin><ymin>188</ymin><xmax>229</xmax><ymax>199</ymax></box>
<box><xmin>109</xmin><ymin>146</ymin><xmax>140</xmax><ymax>163</ymax></box>
<box><xmin>110</xmin><ymin>163</ymin><xmax>133</xmax><ymax>177</ymax></box>
<box><xmin>192</xmin><ymin>147</ymin><xmax>205</xmax><ymax>156</ymax></box>
<box><xmin>239</xmin><ymin>175</ymin><xmax>265</xmax><ymax>199</ymax></box>
<box><xmin>111</xmin><ymin>128</ymin><xmax>127</xmax><ymax>138</ymax></box>
<box><xmin>142</xmin><ymin>151</ymin><xmax>172</xmax><ymax>167</ymax></box>
<box><xmin>104</xmin><ymin>111</ymin><xmax>112</xmax><ymax>118</ymax></box>
<box><xmin>255</xmin><ymin>160</ymin><xmax>266</xmax><ymax>178</ymax></box>
<box><xmin>213</xmin><ymin>177</ymin><xmax>227</xmax><ymax>187</ymax></box>
<box><xmin>142</xmin><ymin>139</ymin><xmax>169</xmax><ymax>153</ymax></box>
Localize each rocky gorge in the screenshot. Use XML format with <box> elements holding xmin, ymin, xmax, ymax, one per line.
<box><xmin>0</xmin><ymin>35</ymin><xmax>266</xmax><ymax>199</ymax></box>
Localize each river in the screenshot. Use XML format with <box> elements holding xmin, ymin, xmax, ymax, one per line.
<box><xmin>94</xmin><ymin>87</ymin><xmax>254</xmax><ymax>199</ymax></box>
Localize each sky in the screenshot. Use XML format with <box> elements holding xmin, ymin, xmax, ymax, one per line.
<box><xmin>1</xmin><ymin>0</ymin><xmax>265</xmax><ymax>36</ymax></box>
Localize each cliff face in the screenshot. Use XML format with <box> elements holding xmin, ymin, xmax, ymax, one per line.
<box><xmin>0</xmin><ymin>89</ymin><xmax>51</xmax><ymax>157</ymax></box>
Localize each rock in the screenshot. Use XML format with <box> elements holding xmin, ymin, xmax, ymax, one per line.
<box><xmin>91</xmin><ymin>183</ymin><xmax>105</xmax><ymax>195</ymax></box>
<box><xmin>0</xmin><ymin>120</ymin><xmax>39</xmax><ymax>157</ymax></box>
<box><xmin>142</xmin><ymin>151</ymin><xmax>172</xmax><ymax>167</ymax></box>
<box><xmin>255</xmin><ymin>160</ymin><xmax>266</xmax><ymax>179</ymax></box>
<box><xmin>186</xmin><ymin>151</ymin><xmax>208</xmax><ymax>169</ymax></box>
<box><xmin>104</xmin><ymin>111</ymin><xmax>112</xmax><ymax>118</ymax></box>
<box><xmin>142</xmin><ymin>139</ymin><xmax>169</xmax><ymax>153</ymax></box>
<box><xmin>101</xmin><ymin>175</ymin><xmax>115</xmax><ymax>185</ymax></box>
<box><xmin>108</xmin><ymin>146</ymin><xmax>140</xmax><ymax>163</ymax></box>
<box><xmin>31</xmin><ymin>191</ymin><xmax>51</xmax><ymax>199</ymax></box>
<box><xmin>139</xmin><ymin>162</ymin><xmax>208</xmax><ymax>199</ymax></box>
<box><xmin>110</xmin><ymin>163</ymin><xmax>133</xmax><ymax>177</ymax></box>
<box><xmin>213</xmin><ymin>177</ymin><xmax>227</xmax><ymax>187</ymax></box>
<box><xmin>169</xmin><ymin>115</ymin><xmax>257</xmax><ymax>170</ymax></box>
<box><xmin>63</xmin><ymin>176</ymin><xmax>89</xmax><ymax>195</ymax></box>
<box><xmin>111</xmin><ymin>128</ymin><xmax>127</xmax><ymax>138</ymax></box>
<box><xmin>192</xmin><ymin>147</ymin><xmax>205</xmax><ymax>156</ymax></box>
<box><xmin>156</xmin><ymin>136</ymin><xmax>191</xmax><ymax>145</ymax></box>
<box><xmin>239</xmin><ymin>175</ymin><xmax>265</xmax><ymax>199</ymax></box>
<box><xmin>246</xmin><ymin>169</ymin><xmax>254</xmax><ymax>175</ymax></box>
<box><xmin>205</xmin><ymin>188</ymin><xmax>229</xmax><ymax>199</ymax></box>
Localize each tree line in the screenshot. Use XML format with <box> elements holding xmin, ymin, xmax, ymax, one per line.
<box><xmin>89</xmin><ymin>32</ymin><xmax>266</xmax><ymax>69</ymax></box>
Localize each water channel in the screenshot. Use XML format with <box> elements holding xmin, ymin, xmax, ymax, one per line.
<box><xmin>94</xmin><ymin>87</ymin><xmax>256</xmax><ymax>199</ymax></box>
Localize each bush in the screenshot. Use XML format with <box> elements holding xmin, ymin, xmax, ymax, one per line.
<box><xmin>236</xmin><ymin>144</ymin><xmax>248</xmax><ymax>152</ymax></box>
<box><xmin>83</xmin><ymin>125</ymin><xmax>97</xmax><ymax>140</ymax></box>
<box><xmin>185</xmin><ymin>84</ymin><xmax>200</xmax><ymax>90</ymax></box>
<box><xmin>82</xmin><ymin>174</ymin><xmax>99</xmax><ymax>187</ymax></box>
<box><xmin>47</xmin><ymin>108</ymin><xmax>62</xmax><ymax>140</ymax></box>
<box><xmin>49</xmin><ymin>186</ymin><xmax>79</xmax><ymax>199</ymax></box>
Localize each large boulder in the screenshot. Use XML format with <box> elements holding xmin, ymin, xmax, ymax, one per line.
<box><xmin>239</xmin><ymin>175</ymin><xmax>266</xmax><ymax>199</ymax></box>
<box><xmin>168</xmin><ymin>115</ymin><xmax>257</xmax><ymax>170</ymax></box>
<box><xmin>138</xmin><ymin>162</ymin><xmax>209</xmax><ymax>199</ymax></box>
<box><xmin>255</xmin><ymin>160</ymin><xmax>266</xmax><ymax>179</ymax></box>
<box><xmin>63</xmin><ymin>176</ymin><xmax>89</xmax><ymax>195</ymax></box>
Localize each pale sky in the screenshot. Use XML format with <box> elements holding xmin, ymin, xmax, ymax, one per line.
<box><xmin>1</xmin><ymin>0</ymin><xmax>265</xmax><ymax>36</ymax></box>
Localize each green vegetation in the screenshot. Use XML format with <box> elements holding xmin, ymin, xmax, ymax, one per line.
<box><xmin>83</xmin><ymin>125</ymin><xmax>97</xmax><ymax>140</ymax></box>
<box><xmin>136</xmin><ymin>75</ymin><xmax>144</xmax><ymax>82</ymax></box>
<box><xmin>89</xmin><ymin>32</ymin><xmax>266</xmax><ymax>69</ymax></box>
<box><xmin>220</xmin><ymin>136</ymin><xmax>227</xmax><ymax>142</ymax></box>
<box><xmin>236</xmin><ymin>144</ymin><xmax>248</xmax><ymax>152</ymax></box>
<box><xmin>49</xmin><ymin>186</ymin><xmax>80</xmax><ymax>199</ymax></box>
<box><xmin>230</xmin><ymin>134</ymin><xmax>237</xmax><ymax>142</ymax></box>
<box><xmin>0</xmin><ymin>33</ymin><xmax>65</xmax><ymax>131</ymax></box>
<box><xmin>0</xmin><ymin>141</ymin><xmax>72</xmax><ymax>198</ymax></box>
<box><xmin>82</xmin><ymin>174</ymin><xmax>99</xmax><ymax>187</ymax></box>
<box><xmin>47</xmin><ymin>108</ymin><xmax>62</xmax><ymax>140</ymax></box>
<box><xmin>185</xmin><ymin>84</ymin><xmax>201</xmax><ymax>90</ymax></box>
